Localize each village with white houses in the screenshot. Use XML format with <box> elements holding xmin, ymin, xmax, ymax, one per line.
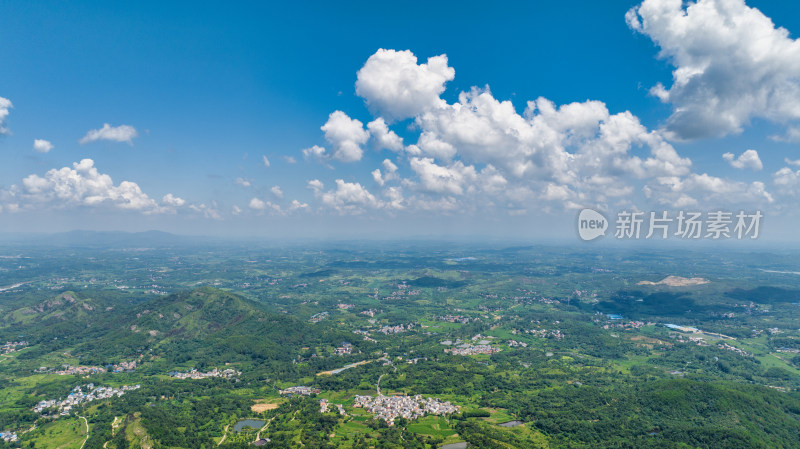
<box><xmin>334</xmin><ymin>342</ymin><xmax>354</xmax><ymax>355</ymax></box>
<box><xmin>319</xmin><ymin>399</ymin><xmax>347</xmax><ymax>416</ymax></box>
<box><xmin>444</xmin><ymin>344</ymin><xmax>501</xmax><ymax>356</ymax></box>
<box><xmin>32</xmin><ymin>360</ymin><xmax>138</xmax><ymax>376</ymax></box>
<box><xmin>1</xmin><ymin>341</ymin><xmax>27</xmax><ymax>355</ymax></box>
<box><xmin>54</xmin><ymin>365</ymin><xmax>105</xmax><ymax>375</ymax></box>
<box><xmin>0</xmin><ymin>430</ymin><xmax>18</xmax><ymax>443</ymax></box>
<box><xmin>279</xmin><ymin>385</ymin><xmax>320</xmax><ymax>396</ymax></box>
<box><xmin>350</xmin><ymin>323</ymin><xmax>415</xmax><ymax>344</ymax></box>
<box><xmin>442</xmin><ymin>335</ymin><xmax>503</xmax><ymax>356</ymax></box>
<box><xmin>169</xmin><ymin>367</ymin><xmax>240</xmax><ymax>379</ymax></box>
<box><xmin>277</xmin><ymin>385</ymin><xmax>460</xmax><ymax>426</ymax></box>
<box><xmin>353</xmin><ymin>394</ymin><xmax>459</xmax><ymax>426</ymax></box>
<box><xmin>437</xmin><ymin>315</ymin><xmax>474</xmax><ymax>324</ymax></box>
<box><xmin>34</xmin><ymin>384</ymin><xmax>140</xmax><ymax>417</ymax></box>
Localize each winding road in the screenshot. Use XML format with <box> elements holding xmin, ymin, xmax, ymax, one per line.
<box><xmin>377</xmin><ymin>374</ymin><xmax>385</xmax><ymax>395</ymax></box>
<box><xmin>255</xmin><ymin>416</ymin><xmax>276</xmax><ymax>442</ymax></box>
<box><xmin>217</xmin><ymin>424</ymin><xmax>230</xmax><ymax>446</ymax></box>
<box><xmin>79</xmin><ymin>416</ymin><xmax>89</xmax><ymax>449</ymax></box>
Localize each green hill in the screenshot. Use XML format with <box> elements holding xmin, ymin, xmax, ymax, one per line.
<box><xmin>0</xmin><ymin>291</ymin><xmax>132</xmax><ymax>356</ymax></box>
<box><xmin>70</xmin><ymin>287</ymin><xmax>317</xmax><ymax>365</ymax></box>
<box><xmin>131</xmin><ymin>286</ymin><xmax>272</xmax><ymax>339</ymax></box>
<box><xmin>2</xmin><ymin>291</ymin><xmax>107</xmax><ymax>326</ymax></box>
<box><xmin>3</xmin><ymin>287</ymin><xmax>328</xmax><ymax>368</ymax></box>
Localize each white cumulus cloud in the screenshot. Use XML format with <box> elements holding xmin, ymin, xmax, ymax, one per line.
<box><xmin>320</xmin><ymin>111</ymin><xmax>369</xmax><ymax>162</ymax></box>
<box><xmin>646</xmin><ymin>173</ymin><xmax>773</xmax><ymax>208</ymax></box>
<box><xmin>0</xmin><ymin>97</ymin><xmax>13</xmax><ymax>135</ymax></box>
<box><xmin>409</xmin><ymin>157</ymin><xmax>477</xmax><ymax>196</ymax></box>
<box><xmin>372</xmin><ymin>159</ymin><xmax>400</xmax><ymax>186</ymax></box>
<box><xmin>304</xmin><ymin>47</ymin><xmax>782</xmax><ymax>215</ymax></box>
<box><xmin>79</xmin><ymin>123</ymin><xmax>138</xmax><ymax>145</ymax></box>
<box><xmin>161</xmin><ymin>193</ymin><xmax>186</xmax><ymax>207</ymax></box>
<box><xmin>188</xmin><ymin>203</ymin><xmax>221</xmax><ymax>219</ymax></box>
<box><xmin>723</xmin><ymin>149</ymin><xmax>763</xmax><ymax>170</ymax></box>
<box><xmin>302</xmin><ymin>145</ymin><xmax>326</xmax><ymax>160</ymax></box>
<box><xmin>289</xmin><ymin>199</ymin><xmax>309</xmax><ymax>211</ymax></box>
<box><xmin>627</xmin><ymin>0</ymin><xmax>800</xmax><ymax>140</ymax></box>
<box><xmin>307</xmin><ymin>179</ymin><xmax>324</xmax><ymax>192</ymax></box>
<box><xmin>367</xmin><ymin>118</ymin><xmax>404</xmax><ymax>152</ymax></box>
<box><xmin>785</xmin><ymin>158</ymin><xmax>800</xmax><ymax>167</ymax></box>
<box><xmin>33</xmin><ymin>139</ymin><xmax>54</xmax><ymax>153</ymax></box>
<box><xmin>315</xmin><ymin>179</ymin><xmax>381</xmax><ymax>213</ymax></box>
<box><xmin>3</xmin><ymin>159</ymin><xmax>160</xmax><ymax>212</ymax></box>
<box><xmin>249</xmin><ymin>197</ymin><xmax>265</xmax><ymax>209</ymax></box>
<box><xmin>249</xmin><ymin>197</ymin><xmax>284</xmax><ymax>214</ymax></box>
<box><xmin>234</xmin><ymin>177</ymin><xmax>252</xmax><ymax>188</ymax></box>
<box><xmin>356</xmin><ymin>49</ymin><xmax>454</xmax><ymax>121</ymax></box>
<box><xmin>774</xmin><ymin>166</ymin><xmax>800</xmax><ymax>196</ymax></box>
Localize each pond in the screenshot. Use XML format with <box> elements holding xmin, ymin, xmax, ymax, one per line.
<box><xmin>233</xmin><ymin>419</ymin><xmax>266</xmax><ymax>432</ymax></box>
<box><xmin>498</xmin><ymin>420</ymin><xmax>524</xmax><ymax>427</ymax></box>
<box><xmin>440</xmin><ymin>443</ymin><xmax>468</xmax><ymax>449</ymax></box>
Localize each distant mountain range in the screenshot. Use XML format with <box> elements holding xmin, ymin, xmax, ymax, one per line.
<box><xmin>0</xmin><ymin>230</ymin><xmax>202</xmax><ymax>248</ymax></box>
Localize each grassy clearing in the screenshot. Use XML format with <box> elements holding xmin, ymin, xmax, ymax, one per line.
<box><xmin>125</xmin><ymin>413</ymin><xmax>153</xmax><ymax>449</ymax></box>
<box><xmin>251</xmin><ymin>398</ymin><xmax>284</xmax><ymax>413</ymax></box>
<box><xmin>25</xmin><ymin>417</ymin><xmax>87</xmax><ymax>449</ymax></box>
<box><xmin>406</xmin><ymin>415</ymin><xmax>457</xmax><ymax>439</ymax></box>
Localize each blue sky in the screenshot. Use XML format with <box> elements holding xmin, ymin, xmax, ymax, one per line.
<box><xmin>1</xmin><ymin>0</ymin><xmax>800</xmax><ymax>241</ymax></box>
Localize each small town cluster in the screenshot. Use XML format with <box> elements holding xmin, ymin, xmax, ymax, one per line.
<box><xmin>110</xmin><ymin>361</ymin><xmax>138</xmax><ymax>372</ymax></box>
<box><xmin>437</xmin><ymin>315</ymin><xmax>474</xmax><ymax>324</ymax></box>
<box><xmin>309</xmin><ymin>311</ymin><xmax>329</xmax><ymax>323</ymax></box>
<box><xmin>334</xmin><ymin>342</ymin><xmax>354</xmax><ymax>355</ymax></box>
<box><xmin>34</xmin><ymin>384</ymin><xmax>140</xmax><ymax>416</ymax></box>
<box><xmin>1</xmin><ymin>341</ymin><xmax>27</xmax><ymax>354</ymax></box>
<box><xmin>600</xmin><ymin>320</ymin><xmax>649</xmax><ymax>330</ymax></box>
<box><xmin>507</xmin><ymin>339</ymin><xmax>528</xmax><ymax>348</ymax></box>
<box><xmin>673</xmin><ymin>333</ymin><xmax>709</xmax><ymax>346</ymax></box>
<box><xmin>352</xmin><ymin>329</ymin><xmax>377</xmax><ymax>343</ymax></box>
<box><xmin>522</xmin><ymin>328</ymin><xmax>565</xmax><ymax>340</ymax></box>
<box><xmin>169</xmin><ymin>368</ymin><xmax>240</xmax><ymax>379</ymax></box>
<box><xmin>0</xmin><ymin>430</ymin><xmax>18</xmax><ymax>443</ymax></box>
<box><xmin>374</xmin><ymin>283</ymin><xmax>421</xmax><ymax>301</ymax></box>
<box><xmin>442</xmin><ymin>335</ymin><xmax>503</xmax><ymax>356</ymax></box>
<box><xmin>34</xmin><ymin>360</ymin><xmax>139</xmax><ymax>376</ymax></box>
<box><xmin>279</xmin><ymin>385</ymin><xmax>320</xmax><ymax>396</ymax></box>
<box><xmin>353</xmin><ymin>394</ymin><xmax>459</xmax><ymax>426</ymax></box>
<box><xmin>718</xmin><ymin>342</ymin><xmax>752</xmax><ymax>357</ymax></box>
<box><xmin>55</xmin><ymin>365</ymin><xmax>105</xmax><ymax>375</ymax></box>
<box><xmin>445</xmin><ymin>344</ymin><xmax>501</xmax><ymax>356</ymax></box>
<box><xmin>378</xmin><ymin>323</ymin><xmax>413</xmax><ymax>335</ymax></box>
<box><xmin>319</xmin><ymin>398</ymin><xmax>346</xmax><ymax>415</ymax></box>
